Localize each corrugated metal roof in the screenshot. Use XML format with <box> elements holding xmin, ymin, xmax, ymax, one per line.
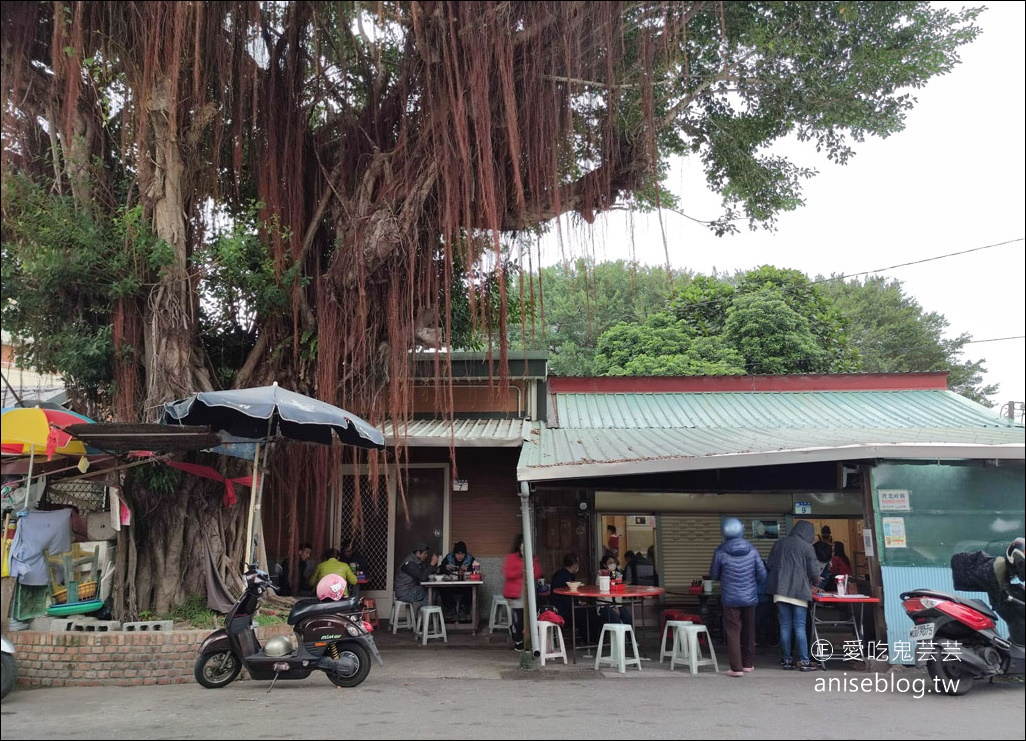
<box><xmin>553</xmin><ymin>389</ymin><xmax>1018</xmax><ymax>430</ymax></box>
<box><xmin>383</xmin><ymin>418</ymin><xmax>530</xmax><ymax>447</ymax></box>
<box><xmin>518</xmin><ymin>389</ymin><xmax>1025</xmax><ymax>481</ymax></box>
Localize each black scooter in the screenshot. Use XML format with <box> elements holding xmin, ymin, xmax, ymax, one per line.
<box><xmin>900</xmin><ymin>547</ymin><xmax>1024</xmax><ymax>696</ymax></box>
<box><xmin>195</xmin><ymin>564</ymin><xmax>382</xmax><ymax>691</ymax></box>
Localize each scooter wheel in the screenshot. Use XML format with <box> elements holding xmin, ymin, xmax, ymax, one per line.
<box><xmin>1</xmin><ymin>652</ymin><xmax>16</xmax><ymax>700</ymax></box>
<box><xmin>325</xmin><ymin>641</ymin><xmax>371</xmax><ymax>688</ymax></box>
<box><xmin>926</xmin><ymin>642</ymin><xmax>974</xmax><ymax>696</ymax></box>
<box><xmin>194</xmin><ymin>650</ymin><xmax>241</xmax><ymax>689</ymax></box>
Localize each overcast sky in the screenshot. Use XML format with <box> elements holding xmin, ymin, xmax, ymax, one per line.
<box><xmin>537</xmin><ymin>1</ymin><xmax>1025</xmax><ymax>411</ymax></box>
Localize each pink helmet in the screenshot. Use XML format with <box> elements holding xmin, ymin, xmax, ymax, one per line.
<box><xmin>316</xmin><ymin>574</ymin><xmax>348</xmax><ymax>601</ymax></box>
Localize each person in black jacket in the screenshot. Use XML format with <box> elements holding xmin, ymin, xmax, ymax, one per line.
<box><xmin>274</xmin><ymin>541</ymin><xmax>314</xmax><ymax>597</ymax></box>
<box><xmin>626</xmin><ymin>549</ymin><xmax>659</xmax><ymax>586</ymax></box>
<box><xmin>765</xmin><ymin>520</ymin><xmax>822</xmax><ymax>671</ymax></box>
<box><xmin>550</xmin><ymin>553</ymin><xmax>596</xmax><ymax>641</ymax></box>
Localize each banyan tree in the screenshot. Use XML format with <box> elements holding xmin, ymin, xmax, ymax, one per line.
<box><xmin>1</xmin><ymin>1</ymin><xmax>981</xmax><ymax>617</ymax></box>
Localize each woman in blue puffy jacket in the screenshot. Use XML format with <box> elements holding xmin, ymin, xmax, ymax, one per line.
<box><xmin>709</xmin><ymin>518</ymin><xmax>766</xmax><ymax>677</ymax></box>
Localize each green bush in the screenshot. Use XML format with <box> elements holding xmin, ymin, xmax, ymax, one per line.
<box><xmin>166</xmin><ymin>594</ymin><xmax>218</xmax><ymax>629</ymax></box>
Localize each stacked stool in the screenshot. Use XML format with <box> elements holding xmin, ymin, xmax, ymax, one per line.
<box><xmin>536</xmin><ymin>620</ymin><xmax>568</xmax><ymax>666</ymax></box>
<box><xmin>660</xmin><ymin>609</ymin><xmax>701</xmax><ymax>638</ymax></box>
<box><xmin>390</xmin><ymin>599</ymin><xmax>417</xmax><ymax>634</ymax></box>
<box><xmin>660</xmin><ymin>619</ymin><xmax>693</xmax><ymax>670</ymax></box>
<box><xmin>594</xmin><ymin>623</ymin><xmax>642</xmax><ymax>673</ymax></box>
<box><xmin>679</xmin><ymin>624</ymin><xmax>719</xmax><ymax>674</ymax></box>
<box><xmin>416</xmin><ymin>605</ymin><xmax>448</xmax><ymax>644</ymax></box>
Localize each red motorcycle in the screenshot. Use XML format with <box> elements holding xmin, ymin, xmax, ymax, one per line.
<box><xmin>900</xmin><ymin>538</ymin><xmax>1024</xmax><ymax>696</ymax></box>
<box><xmin>195</xmin><ymin>565</ymin><xmax>381</xmax><ymax>691</ymax></box>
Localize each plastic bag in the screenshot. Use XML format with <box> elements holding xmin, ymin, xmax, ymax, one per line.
<box><xmin>538</xmin><ymin>609</ymin><xmax>564</xmax><ymax>626</ymax></box>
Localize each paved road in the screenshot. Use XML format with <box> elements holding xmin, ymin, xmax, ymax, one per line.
<box><xmin>2</xmin><ymin>640</ymin><xmax>1023</xmax><ymax>740</ymax></box>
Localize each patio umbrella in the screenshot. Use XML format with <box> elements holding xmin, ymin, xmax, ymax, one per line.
<box><xmin>160</xmin><ymin>382</ymin><xmax>385</xmax><ymax>562</ymax></box>
<box><xmin>1</xmin><ymin>406</ymin><xmax>95</xmax><ymax>508</ymax></box>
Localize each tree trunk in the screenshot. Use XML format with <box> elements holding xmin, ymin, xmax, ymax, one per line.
<box><xmin>140</xmin><ymin>75</ymin><xmax>213</xmax><ymax>414</ymax></box>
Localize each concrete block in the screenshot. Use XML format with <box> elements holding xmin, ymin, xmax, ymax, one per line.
<box><xmin>122</xmin><ymin>621</ymin><xmax>173</xmax><ymax>632</ymax></box>
<box><xmin>71</xmin><ymin>619</ymin><xmax>122</xmax><ymax>632</ymax></box>
<box><xmin>29</xmin><ymin>616</ymin><xmax>62</xmax><ymax>632</ymax></box>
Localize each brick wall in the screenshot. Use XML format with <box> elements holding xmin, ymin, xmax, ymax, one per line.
<box><xmin>8</xmin><ymin>624</ymin><xmax>293</xmax><ymax>687</ymax></box>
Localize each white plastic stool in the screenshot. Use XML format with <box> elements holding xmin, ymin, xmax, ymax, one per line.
<box><xmin>488</xmin><ymin>595</ymin><xmax>512</xmax><ymax>633</ymax></box>
<box><xmin>660</xmin><ymin>619</ymin><xmax>693</xmax><ymax>668</ymax></box>
<box><xmin>594</xmin><ymin>623</ymin><xmax>642</xmax><ymax>673</ymax></box>
<box><xmin>537</xmin><ymin>620</ymin><xmax>568</xmax><ymax>666</ymax></box>
<box><xmin>416</xmin><ymin>605</ymin><xmax>448</xmax><ymax>644</ymax></box>
<box><xmin>390</xmin><ymin>600</ymin><xmax>417</xmax><ymax>634</ymax></box>
<box><xmin>681</xmin><ymin>624</ymin><xmax>719</xmax><ymax>674</ymax></box>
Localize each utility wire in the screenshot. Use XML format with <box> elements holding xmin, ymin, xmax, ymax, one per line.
<box><xmin>811</xmin><ymin>237</ymin><xmax>1024</xmax><ymax>285</ymax></box>
<box><xmin>963</xmin><ymin>335</ymin><xmax>1025</xmax><ymax>345</ymax></box>
<box><xmin>537</xmin><ymin>236</ymin><xmax>1026</xmax><ymax>314</ymax></box>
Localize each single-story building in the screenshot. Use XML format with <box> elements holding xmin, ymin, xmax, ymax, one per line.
<box><xmin>261</xmin><ymin>359</ymin><xmax>1023</xmax><ymax>659</ymax></box>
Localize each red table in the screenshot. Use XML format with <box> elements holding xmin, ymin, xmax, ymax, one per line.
<box><xmin>552</xmin><ymin>585</ymin><xmax>665</xmax><ymax>664</ymax></box>
<box><xmin>810</xmin><ymin>592</ymin><xmax>881</xmax><ymax>668</ymax></box>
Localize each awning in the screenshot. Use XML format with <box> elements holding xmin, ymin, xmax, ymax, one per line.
<box><xmin>65</xmin><ymin>423</ymin><xmax>223</xmax><ymax>453</ymax></box>
<box><xmin>517</xmin><ymin>388</ymin><xmax>1025</xmax><ymax>483</ymax></box>
<box><xmin>517</xmin><ymin>424</ymin><xmax>1025</xmax><ymax>481</ymax></box>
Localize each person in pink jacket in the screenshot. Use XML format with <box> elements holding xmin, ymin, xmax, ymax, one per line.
<box><xmin>502</xmin><ymin>533</ymin><xmax>542</xmax><ymax>651</ymax></box>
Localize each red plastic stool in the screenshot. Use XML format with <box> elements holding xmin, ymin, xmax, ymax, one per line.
<box><xmin>361</xmin><ymin>598</ymin><xmax>380</xmax><ymax>629</ymax></box>
<box><xmin>661</xmin><ymin>609</ymin><xmax>702</xmax><ymax>637</ymax></box>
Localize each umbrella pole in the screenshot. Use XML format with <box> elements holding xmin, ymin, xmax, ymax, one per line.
<box><xmin>253</xmin><ymin>450</ymin><xmax>270</xmax><ymax>572</ymax></box>
<box><xmin>22</xmin><ymin>444</ymin><xmax>35</xmax><ymax>511</ymax></box>
<box><xmin>244</xmin><ymin>443</ymin><xmax>262</xmax><ymax>565</ymax></box>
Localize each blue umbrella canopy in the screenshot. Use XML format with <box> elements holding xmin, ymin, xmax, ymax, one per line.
<box><xmin>161</xmin><ymin>383</ymin><xmax>384</xmax><ymax>565</ymax></box>
<box><xmin>160</xmin><ymin>382</ymin><xmax>384</xmax><ymax>450</ymax></box>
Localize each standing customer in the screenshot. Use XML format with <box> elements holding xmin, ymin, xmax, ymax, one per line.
<box><xmin>606</xmin><ymin>524</ymin><xmax>620</xmax><ymax>558</ymax></box>
<box><xmin>765</xmin><ymin>520</ymin><xmax>822</xmax><ymax>671</ymax></box>
<box><xmin>709</xmin><ymin>518</ymin><xmax>766</xmax><ymax>677</ymax></box>
<box><xmin>502</xmin><ymin>533</ymin><xmax>542</xmax><ymax>652</ymax></box>
<box><xmin>830</xmin><ymin>542</ymin><xmax>852</xmax><ymax>580</ymax></box>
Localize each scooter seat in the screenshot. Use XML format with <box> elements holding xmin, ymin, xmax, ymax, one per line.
<box><xmin>288</xmin><ymin>597</ymin><xmax>361</xmax><ymax>625</ymax></box>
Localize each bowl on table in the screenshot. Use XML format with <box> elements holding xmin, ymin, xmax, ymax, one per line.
<box><xmin>566</xmin><ymin>581</ymin><xmax>582</xmax><ymax>592</ymax></box>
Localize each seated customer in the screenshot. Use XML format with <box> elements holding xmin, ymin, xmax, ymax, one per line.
<box><xmin>273</xmin><ymin>541</ymin><xmax>313</xmax><ymax>597</ymax></box>
<box><xmin>340</xmin><ymin>537</ymin><xmax>369</xmax><ymax>578</ymax></box>
<box><xmin>394</xmin><ymin>542</ymin><xmax>438</xmax><ymax>614</ymax></box>
<box><xmin>438</xmin><ymin>540</ymin><xmax>476</xmax><ymax>622</ymax></box>
<box><xmin>550</xmin><ymin>553</ymin><xmax>596</xmax><ymax>641</ymax></box>
<box><xmin>308</xmin><ymin>548</ymin><xmax>358</xmax><ymax>598</ymax></box>
<box><xmin>626</xmin><ymin>548</ymin><xmax>659</xmax><ymax>586</ymax></box>
<box><xmin>596</xmin><ymin>554</ymin><xmax>631</xmax><ymax>627</ymax></box>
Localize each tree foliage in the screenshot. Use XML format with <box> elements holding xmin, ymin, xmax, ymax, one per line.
<box><xmin>596</xmin><ymin>266</ymin><xmax>857</xmax><ymax>375</ymax></box>
<box><xmin>594</xmin><ymin>313</ymin><xmax>745</xmax><ymax>376</ymax></box>
<box><xmin>819</xmin><ymin>275</ymin><xmax>996</xmax><ymax>404</ymax></box>
<box><xmin>587</xmin><ymin>265</ymin><xmax>996</xmax><ymax>402</ymax></box>
<box><xmin>511</xmin><ymin>259</ymin><xmax>685</xmax><ymax>375</ymax></box>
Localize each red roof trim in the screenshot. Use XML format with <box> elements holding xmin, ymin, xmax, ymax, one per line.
<box><xmin>548</xmin><ymin>373</ymin><xmax>950</xmax><ymax>394</ymax></box>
